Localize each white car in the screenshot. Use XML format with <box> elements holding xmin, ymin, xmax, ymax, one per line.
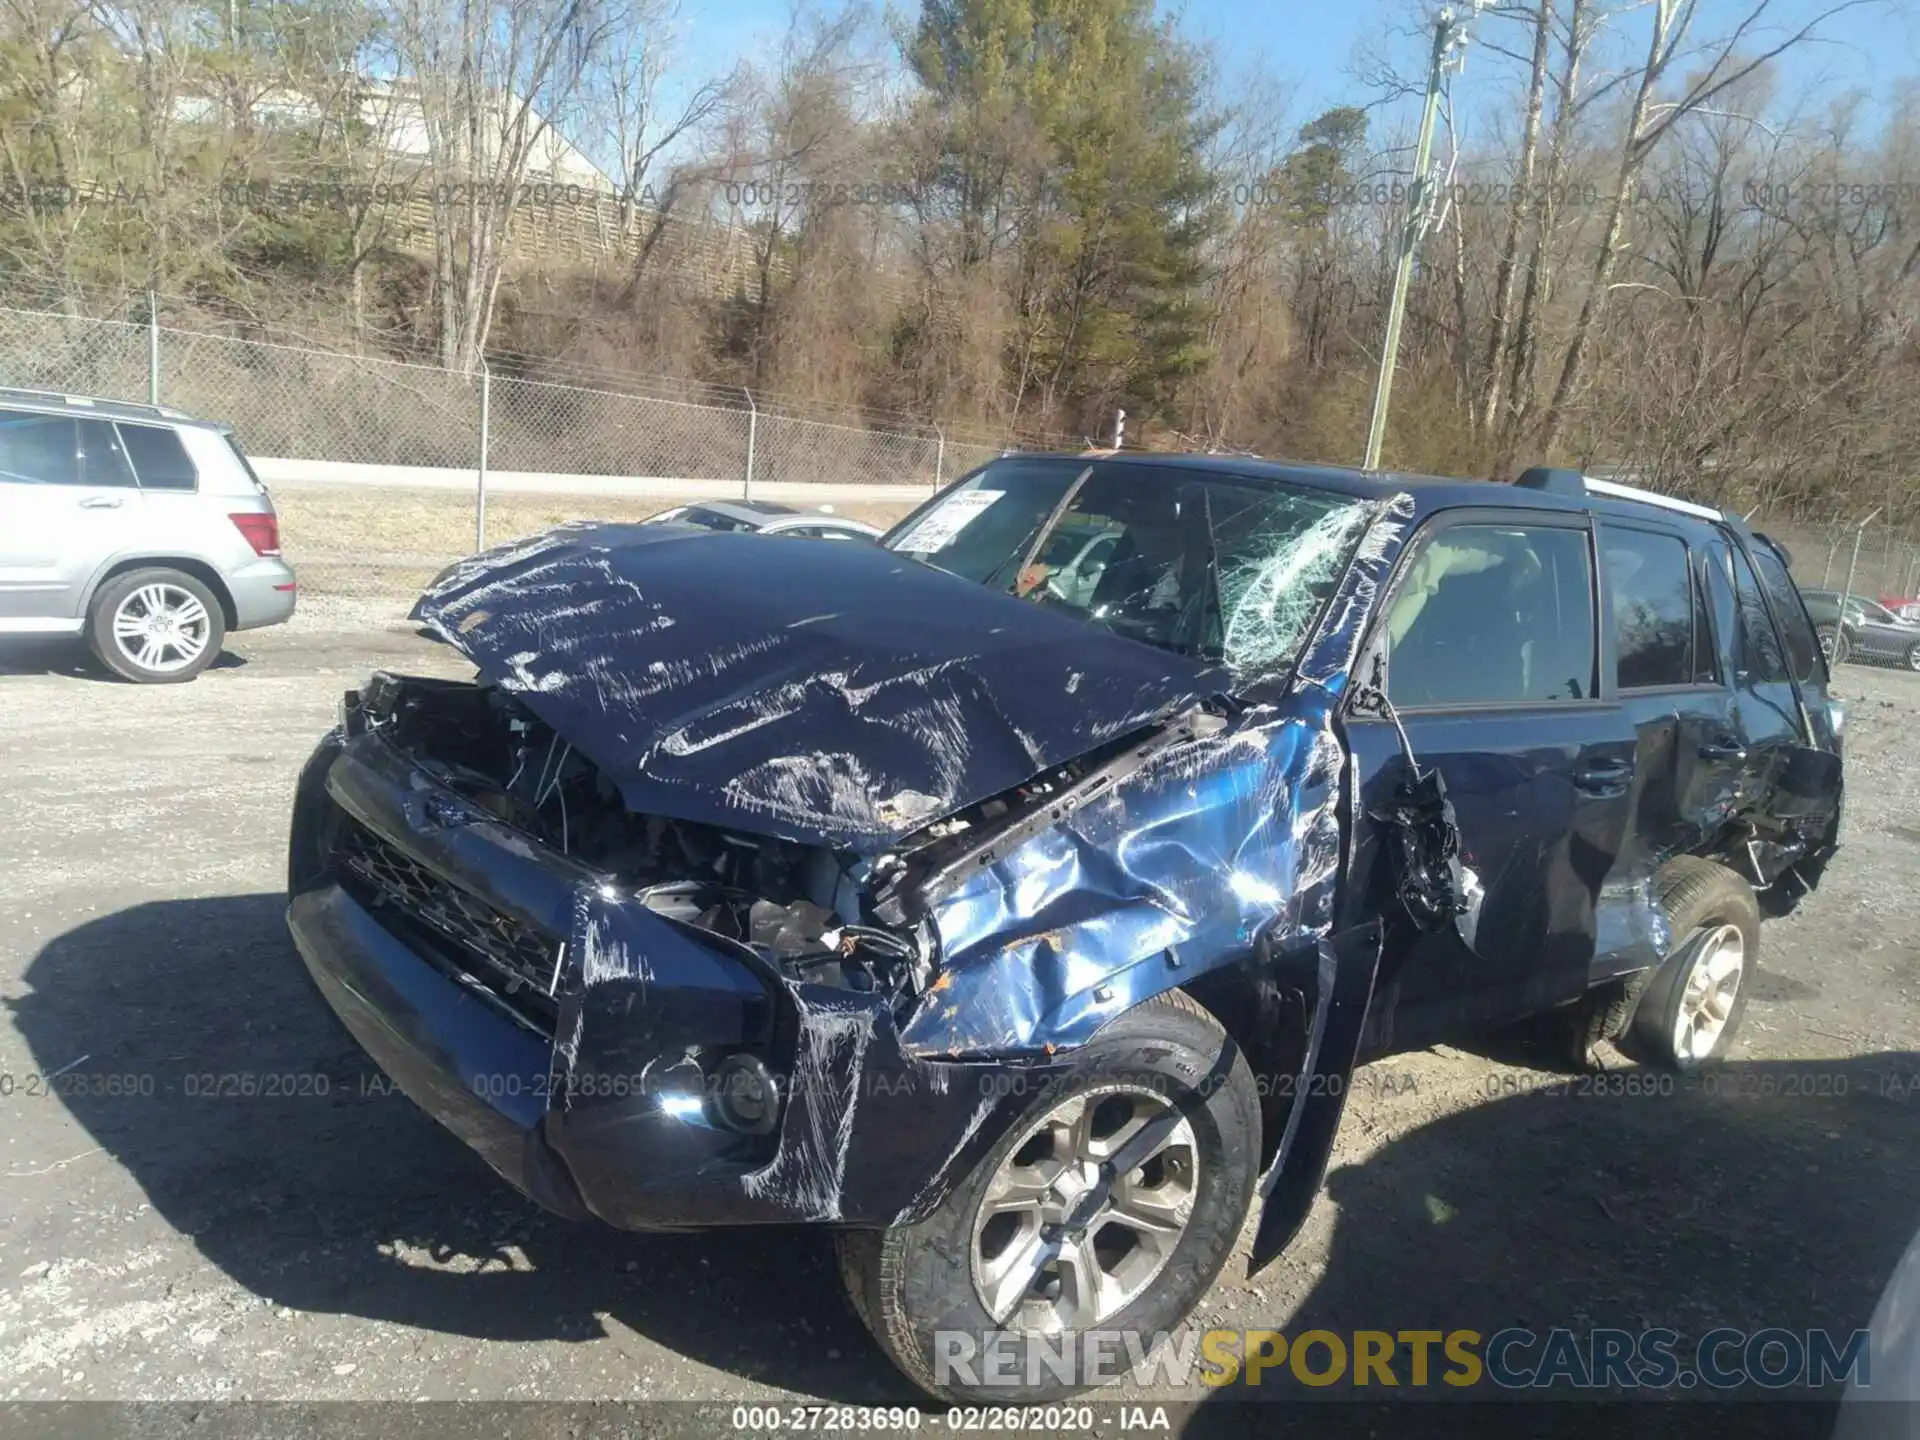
<box><xmin>0</xmin><ymin>388</ymin><xmax>295</xmax><ymax>682</ymax></box>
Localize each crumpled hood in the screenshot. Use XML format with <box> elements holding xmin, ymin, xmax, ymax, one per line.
<box><xmin>415</xmin><ymin>522</ymin><xmax>1223</xmax><ymax>852</ymax></box>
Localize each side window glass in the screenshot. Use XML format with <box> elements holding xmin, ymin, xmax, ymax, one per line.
<box><xmin>1385</xmin><ymin>522</ymin><xmax>1596</xmax><ymax>707</ymax></box>
<box><xmin>1751</xmin><ymin>547</ymin><xmax>1821</xmax><ymax>685</ymax></box>
<box><xmin>118</xmin><ymin>424</ymin><xmax>198</xmax><ymax>490</ymax></box>
<box><xmin>1600</xmin><ymin>526</ymin><xmax>1694</xmax><ymax>689</ymax></box>
<box><xmin>75</xmin><ymin>419</ymin><xmax>137</xmax><ymax>487</ymax></box>
<box><xmin>1730</xmin><ymin>548</ymin><xmax>1790</xmax><ymax>684</ymax></box>
<box><xmin>0</xmin><ymin>411</ymin><xmax>81</xmax><ymax>485</ymax></box>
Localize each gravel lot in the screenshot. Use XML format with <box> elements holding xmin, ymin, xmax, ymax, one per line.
<box><xmin>1</xmin><ymin>597</ymin><xmax>1917</xmax><ymax>1431</ymax></box>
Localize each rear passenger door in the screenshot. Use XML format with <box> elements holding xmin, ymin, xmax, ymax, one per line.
<box><xmin>0</xmin><ymin>409</ymin><xmax>147</xmax><ymax>622</ymax></box>
<box><xmin>1351</xmin><ymin>510</ymin><xmax>1640</xmax><ymax>1053</ymax></box>
<box><xmin>1597</xmin><ymin>521</ymin><xmax>1745</xmax><ymax>868</ymax></box>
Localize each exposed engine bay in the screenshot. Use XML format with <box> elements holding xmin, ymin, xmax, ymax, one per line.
<box><xmin>348</xmin><ymin>670</ymin><xmax>1115</xmax><ymax>1010</ymax></box>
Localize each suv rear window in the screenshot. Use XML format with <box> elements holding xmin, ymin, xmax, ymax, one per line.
<box><xmin>1385</xmin><ymin>521</ymin><xmax>1596</xmax><ymax>707</ymax></box>
<box><xmin>118</xmin><ymin>423</ymin><xmax>198</xmax><ymax>490</ymax></box>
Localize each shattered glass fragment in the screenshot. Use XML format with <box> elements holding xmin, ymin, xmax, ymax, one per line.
<box><xmin>1220</xmin><ymin>502</ymin><xmax>1378</xmax><ymax>675</ymax></box>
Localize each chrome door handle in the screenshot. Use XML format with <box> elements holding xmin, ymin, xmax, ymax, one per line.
<box><xmin>78</xmin><ymin>496</ymin><xmax>124</xmax><ymax>508</ymax></box>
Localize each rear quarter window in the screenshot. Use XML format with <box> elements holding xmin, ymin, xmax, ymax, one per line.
<box><xmin>1729</xmin><ymin>547</ymin><xmax>1791</xmax><ymax>684</ymax></box>
<box><xmin>1750</xmin><ymin>546</ymin><xmax>1823</xmax><ymax>686</ymax></box>
<box><xmin>118</xmin><ymin>423</ymin><xmax>198</xmax><ymax>490</ymax></box>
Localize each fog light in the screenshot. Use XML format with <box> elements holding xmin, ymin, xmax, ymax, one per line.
<box><xmin>711</xmin><ymin>1054</ymin><xmax>780</xmax><ymax>1135</ymax></box>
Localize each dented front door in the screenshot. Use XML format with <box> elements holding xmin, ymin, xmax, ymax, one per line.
<box><xmin>1346</xmin><ymin>509</ymin><xmax>1638</xmax><ymax>1055</ymax></box>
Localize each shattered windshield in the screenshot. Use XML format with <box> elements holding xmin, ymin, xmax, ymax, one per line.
<box><xmin>883</xmin><ymin>459</ymin><xmax>1373</xmax><ymax>676</ymax></box>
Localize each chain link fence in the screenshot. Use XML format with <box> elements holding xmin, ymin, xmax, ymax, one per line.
<box><xmin>0</xmin><ymin>303</ymin><xmax>1049</xmax><ymax>599</ymax></box>
<box><xmin>1740</xmin><ymin>510</ymin><xmax>1920</xmax><ymax>668</ymax></box>
<box><xmin>1793</xmin><ymin>524</ymin><xmax>1920</xmax><ymax>606</ymax></box>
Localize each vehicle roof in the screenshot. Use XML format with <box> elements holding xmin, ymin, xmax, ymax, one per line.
<box><xmin>0</xmin><ymin>387</ymin><xmax>226</xmax><ymax>430</ymax></box>
<box><xmin>1013</xmin><ymin>451</ymin><xmax>1741</xmax><ymax>534</ymax></box>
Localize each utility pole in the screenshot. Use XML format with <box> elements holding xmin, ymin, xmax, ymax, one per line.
<box><xmin>1362</xmin><ymin>5</ymin><xmax>1481</xmax><ymax>471</ymax></box>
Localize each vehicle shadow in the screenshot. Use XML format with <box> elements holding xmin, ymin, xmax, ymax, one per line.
<box><xmin>1185</xmin><ymin>1046</ymin><xmax>1920</xmax><ymax>1437</ymax></box>
<box><xmin>0</xmin><ymin>638</ymin><xmax>248</xmax><ymax>679</ymax></box>
<box><xmin>19</xmin><ymin>896</ymin><xmax>1920</xmax><ymax>1417</ymax></box>
<box><xmin>0</xmin><ymin>638</ymin><xmax>96</xmax><ymax>678</ymax></box>
<box><xmin>11</xmin><ymin>894</ymin><xmax>899</xmax><ymax>1401</ymax></box>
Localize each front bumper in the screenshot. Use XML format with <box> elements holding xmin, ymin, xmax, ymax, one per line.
<box><xmin>287</xmin><ymin>727</ymin><xmax>1052</xmax><ymax>1229</ymax></box>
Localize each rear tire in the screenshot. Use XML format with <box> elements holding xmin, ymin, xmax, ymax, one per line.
<box><xmin>87</xmin><ymin>567</ymin><xmax>226</xmax><ymax>684</ymax></box>
<box><xmin>1904</xmin><ymin>640</ymin><xmax>1920</xmax><ymax>673</ymax></box>
<box><xmin>1629</xmin><ymin>857</ymin><xmax>1759</xmax><ymax>1070</ymax></box>
<box><xmin>836</xmin><ymin>991</ymin><xmax>1259</xmax><ymax>1402</ymax></box>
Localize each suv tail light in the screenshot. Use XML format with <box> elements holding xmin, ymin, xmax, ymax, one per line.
<box><xmin>230</xmin><ymin>511</ymin><xmax>281</xmax><ymax>557</ymax></box>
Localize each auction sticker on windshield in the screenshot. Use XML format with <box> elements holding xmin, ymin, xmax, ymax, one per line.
<box><xmin>895</xmin><ymin>489</ymin><xmax>1003</xmax><ymax>553</ymax></box>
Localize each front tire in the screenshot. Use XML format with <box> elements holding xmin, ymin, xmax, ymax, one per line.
<box><xmin>1904</xmin><ymin>640</ymin><xmax>1920</xmax><ymax>673</ymax></box>
<box><xmin>1817</xmin><ymin>624</ymin><xmax>1850</xmax><ymax>668</ymax></box>
<box><xmin>1630</xmin><ymin>857</ymin><xmax>1759</xmax><ymax>1070</ymax></box>
<box><xmin>87</xmin><ymin>567</ymin><xmax>226</xmax><ymax>684</ymax></box>
<box><xmin>837</xmin><ymin>991</ymin><xmax>1259</xmax><ymax>1402</ymax></box>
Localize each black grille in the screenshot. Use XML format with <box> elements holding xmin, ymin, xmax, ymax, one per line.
<box><xmin>333</xmin><ymin>817</ymin><xmax>561</xmax><ymax>1026</ymax></box>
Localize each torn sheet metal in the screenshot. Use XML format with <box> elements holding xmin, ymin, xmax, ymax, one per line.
<box><xmin>901</xmin><ymin>694</ymin><xmax>1348</xmax><ymax>1057</ymax></box>
<box><xmin>1251</xmin><ymin>924</ymin><xmax>1383</xmax><ymax>1268</ymax></box>
<box><xmin>1367</xmin><ymin>766</ymin><xmax>1475</xmax><ymax>939</ymax></box>
<box><xmin>1589</xmin><ymin>873</ymin><xmax>1673</xmax><ymax>983</ymax></box>
<box><xmin>413</xmin><ymin>523</ymin><xmax>1224</xmax><ymax>854</ymax></box>
<box><xmin>894</xmin><ymin>499</ymin><xmax>1416</xmax><ymax>1060</ymax></box>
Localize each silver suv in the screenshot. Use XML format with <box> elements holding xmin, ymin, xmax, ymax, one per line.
<box><xmin>0</xmin><ymin>389</ymin><xmax>296</xmax><ymax>682</ymax></box>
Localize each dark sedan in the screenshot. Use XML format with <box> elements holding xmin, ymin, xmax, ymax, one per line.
<box><xmin>1801</xmin><ymin>588</ymin><xmax>1920</xmax><ymax>670</ymax></box>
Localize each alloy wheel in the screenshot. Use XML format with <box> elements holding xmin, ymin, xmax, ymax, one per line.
<box><xmin>111</xmin><ymin>583</ymin><xmax>212</xmax><ymax>675</ymax></box>
<box><xmin>970</xmin><ymin>1085</ymin><xmax>1198</xmax><ymax>1334</ymax></box>
<box><xmin>1672</xmin><ymin>924</ymin><xmax>1745</xmax><ymax>1066</ymax></box>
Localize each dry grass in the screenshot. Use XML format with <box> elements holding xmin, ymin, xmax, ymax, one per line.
<box><xmin>273</xmin><ymin>484</ymin><xmax>919</xmax><ymax>598</ymax></box>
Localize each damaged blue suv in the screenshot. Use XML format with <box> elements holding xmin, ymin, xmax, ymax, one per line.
<box><xmin>287</xmin><ymin>454</ymin><xmax>1843</xmax><ymax>1400</ymax></box>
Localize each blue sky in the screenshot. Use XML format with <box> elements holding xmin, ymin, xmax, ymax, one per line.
<box><xmin>667</xmin><ymin>0</ymin><xmax>1917</xmax><ymax>146</ymax></box>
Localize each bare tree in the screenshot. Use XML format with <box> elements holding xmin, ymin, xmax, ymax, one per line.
<box><xmin>381</xmin><ymin>0</ymin><xmax>632</xmax><ymax>370</ymax></box>
<box><xmin>1533</xmin><ymin>0</ymin><xmax>1876</xmax><ymax>457</ymax></box>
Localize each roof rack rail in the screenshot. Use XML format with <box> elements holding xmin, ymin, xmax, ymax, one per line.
<box><xmin>1514</xmin><ymin>464</ymin><xmax>1723</xmax><ymax>522</ymax></box>
<box><xmin>0</xmin><ymin>385</ymin><xmax>184</xmax><ymax>419</ymax></box>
